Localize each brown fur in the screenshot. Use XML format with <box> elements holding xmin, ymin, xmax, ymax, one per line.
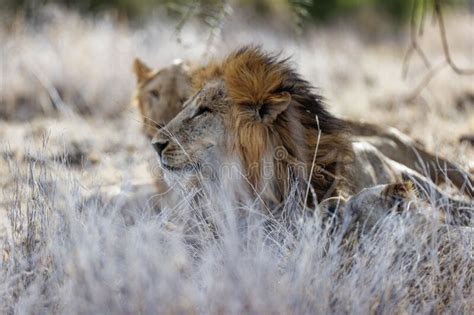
<box><xmin>149</xmin><ymin>48</ymin><xmax>472</xmax><ymax>225</ymax></box>
<box><xmin>198</xmin><ymin>47</ymin><xmax>354</xmax><ymax>201</ymax></box>
<box><xmin>132</xmin><ymin>56</ymin><xmax>474</xmax><ymax>201</ymax></box>
<box><xmin>347</xmin><ymin>120</ymin><xmax>474</xmax><ymax>197</ymax></box>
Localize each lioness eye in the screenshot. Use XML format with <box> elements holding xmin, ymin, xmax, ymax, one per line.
<box><xmin>150</xmin><ymin>90</ymin><xmax>160</xmax><ymax>99</ymax></box>
<box><xmin>193</xmin><ymin>106</ymin><xmax>212</xmax><ymax>118</ymax></box>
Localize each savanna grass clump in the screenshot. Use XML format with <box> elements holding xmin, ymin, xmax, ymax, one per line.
<box><xmin>1</xmin><ymin>149</ymin><xmax>472</xmax><ymax>314</ymax></box>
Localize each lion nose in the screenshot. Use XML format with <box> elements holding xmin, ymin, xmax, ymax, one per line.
<box><xmin>152</xmin><ymin>139</ymin><xmax>169</xmax><ymax>157</ymax></box>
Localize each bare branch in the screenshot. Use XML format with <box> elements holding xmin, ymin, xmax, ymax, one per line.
<box><xmin>403</xmin><ymin>0</ymin><xmax>473</xmax><ymax>100</ymax></box>
<box><xmin>404</xmin><ymin>61</ymin><xmax>447</xmax><ymax>102</ymax></box>
<box><xmin>402</xmin><ymin>0</ymin><xmax>431</xmax><ymax>79</ymax></box>
<box><xmin>434</xmin><ymin>0</ymin><xmax>474</xmax><ymax>75</ymax></box>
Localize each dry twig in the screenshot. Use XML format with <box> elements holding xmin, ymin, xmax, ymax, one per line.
<box><xmin>404</xmin><ymin>0</ymin><xmax>474</xmax><ymax>101</ymax></box>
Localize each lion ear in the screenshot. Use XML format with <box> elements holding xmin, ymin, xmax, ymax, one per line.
<box><xmin>133</xmin><ymin>58</ymin><xmax>152</xmax><ymax>83</ymax></box>
<box><xmin>260</xmin><ymin>92</ymin><xmax>291</xmax><ymax>124</ymax></box>
<box><xmin>382</xmin><ymin>180</ymin><xmax>419</xmax><ymax>201</ymax></box>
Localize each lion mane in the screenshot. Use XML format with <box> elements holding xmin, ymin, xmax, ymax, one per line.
<box><xmin>195</xmin><ymin>47</ymin><xmax>354</xmax><ymax>202</ymax></box>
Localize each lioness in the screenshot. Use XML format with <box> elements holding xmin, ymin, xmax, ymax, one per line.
<box><xmin>150</xmin><ymin>47</ymin><xmax>472</xmax><ymax>215</ymax></box>
<box><xmin>132</xmin><ymin>58</ymin><xmax>192</xmax><ymax>139</ymax></box>
<box><xmin>132</xmin><ymin>56</ymin><xmax>474</xmax><ymax>198</ymax></box>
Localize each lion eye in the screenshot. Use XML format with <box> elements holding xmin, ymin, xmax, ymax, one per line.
<box><xmin>193</xmin><ymin>106</ymin><xmax>212</xmax><ymax>118</ymax></box>
<box><xmin>150</xmin><ymin>90</ymin><xmax>160</xmax><ymax>99</ymax></box>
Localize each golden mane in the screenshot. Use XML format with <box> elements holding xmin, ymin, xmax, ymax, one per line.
<box><xmin>197</xmin><ymin>47</ymin><xmax>354</xmax><ymax>203</ymax></box>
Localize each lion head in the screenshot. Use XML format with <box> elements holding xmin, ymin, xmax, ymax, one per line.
<box><xmin>152</xmin><ymin>47</ymin><xmax>353</xmax><ymax>204</ymax></box>
<box><xmin>132</xmin><ymin>58</ymin><xmax>192</xmax><ymax>139</ymax></box>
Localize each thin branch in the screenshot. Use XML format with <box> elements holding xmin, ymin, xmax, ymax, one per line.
<box><xmin>403</xmin><ymin>0</ymin><xmax>474</xmax><ymax>101</ymax></box>
<box><xmin>402</xmin><ymin>0</ymin><xmax>431</xmax><ymax>79</ymax></box>
<box><xmin>404</xmin><ymin>61</ymin><xmax>447</xmax><ymax>102</ymax></box>
<box><xmin>418</xmin><ymin>0</ymin><xmax>428</xmax><ymax>36</ymax></box>
<box><xmin>434</xmin><ymin>0</ymin><xmax>474</xmax><ymax>75</ymax></box>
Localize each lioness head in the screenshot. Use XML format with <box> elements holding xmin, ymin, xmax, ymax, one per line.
<box><xmin>132</xmin><ymin>58</ymin><xmax>192</xmax><ymax>139</ymax></box>
<box><xmin>152</xmin><ymin>47</ymin><xmax>353</xmax><ymax>203</ymax></box>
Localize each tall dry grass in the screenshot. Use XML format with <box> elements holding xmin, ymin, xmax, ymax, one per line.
<box><xmin>1</xmin><ymin>143</ymin><xmax>473</xmax><ymax>314</ymax></box>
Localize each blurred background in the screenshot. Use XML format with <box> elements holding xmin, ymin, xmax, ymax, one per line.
<box><xmin>1</xmin><ymin>0</ymin><xmax>415</xmax><ymax>23</ymax></box>
<box><xmin>2</xmin><ymin>0</ymin><xmax>472</xmax><ymax>23</ymax></box>
<box><xmin>2</xmin><ymin>0</ymin><xmax>410</xmax><ymax>20</ymax></box>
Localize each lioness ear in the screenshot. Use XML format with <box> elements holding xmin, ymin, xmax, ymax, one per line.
<box><xmin>259</xmin><ymin>92</ymin><xmax>291</xmax><ymax>124</ymax></box>
<box><xmin>133</xmin><ymin>58</ymin><xmax>151</xmax><ymax>83</ymax></box>
<box><xmin>382</xmin><ymin>180</ymin><xmax>419</xmax><ymax>201</ymax></box>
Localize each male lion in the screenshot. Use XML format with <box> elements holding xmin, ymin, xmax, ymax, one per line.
<box><xmin>150</xmin><ymin>47</ymin><xmax>473</xmax><ymax>215</ymax></box>
<box><xmin>132</xmin><ymin>57</ymin><xmax>474</xmax><ymax>198</ymax></box>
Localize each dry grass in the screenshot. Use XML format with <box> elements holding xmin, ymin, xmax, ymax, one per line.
<box><xmin>0</xmin><ymin>6</ymin><xmax>473</xmax><ymax>314</ymax></box>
